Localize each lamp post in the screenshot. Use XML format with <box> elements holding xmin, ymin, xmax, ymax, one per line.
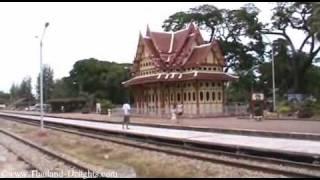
<box><xmin>262</xmin><ymin>34</ymin><xmax>276</xmax><ymax>112</ymax></box>
<box><xmin>39</xmin><ymin>22</ymin><xmax>50</xmax><ymax>131</ymax></box>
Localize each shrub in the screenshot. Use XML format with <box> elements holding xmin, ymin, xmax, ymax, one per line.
<box><xmin>277</xmin><ymin>100</ymin><xmax>296</xmax><ymax>116</ymax></box>
<box><xmin>48</xmin><ymin>97</ymin><xmax>87</xmax><ymax>113</ymax></box>
<box><xmin>297</xmin><ymin>100</ymin><xmax>315</xmax><ymax>118</ymax></box>
<box><xmin>81</xmin><ymin>106</ymin><xmax>90</xmax><ymax>114</ymax></box>
<box><xmin>278</xmin><ymin>105</ymin><xmax>291</xmax><ymax>114</ymax></box>
<box><xmin>99</xmin><ymin>99</ymin><xmax>114</xmax><ymax>114</ymax></box>
<box><xmin>253</xmin><ymin>104</ymin><xmax>263</xmax><ymax>116</ymax></box>
<box><xmin>310</xmin><ymin>101</ymin><xmax>320</xmax><ymax>115</ymax></box>
<box><xmin>297</xmin><ymin>107</ymin><xmax>314</xmax><ymax>118</ymax></box>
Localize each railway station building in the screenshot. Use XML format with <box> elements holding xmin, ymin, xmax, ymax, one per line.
<box><xmin>123</xmin><ymin>23</ymin><xmax>238</xmax><ymax>116</ymax></box>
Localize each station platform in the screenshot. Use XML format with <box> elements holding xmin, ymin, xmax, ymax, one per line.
<box><xmin>2</xmin><ymin>110</ymin><xmax>320</xmax><ymax>140</ymax></box>
<box><xmin>0</xmin><ymin>112</ymin><xmax>320</xmax><ymax>158</ymax></box>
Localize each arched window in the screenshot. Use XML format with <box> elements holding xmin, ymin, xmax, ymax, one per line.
<box><xmin>218</xmin><ymin>92</ymin><xmax>221</xmax><ymax>100</ymax></box>
<box><xmin>171</xmin><ymin>94</ymin><xmax>174</xmax><ymax>101</ymax></box>
<box><xmin>212</xmin><ymin>92</ymin><xmax>216</xmax><ymax>101</ymax></box>
<box><xmin>193</xmin><ymin>92</ymin><xmax>196</xmax><ymax>101</ymax></box>
<box><xmin>188</xmin><ymin>92</ymin><xmax>191</xmax><ymax>101</ymax></box>
<box><xmin>205</xmin><ymin>82</ymin><xmax>209</xmax><ymax>87</ymax></box>
<box><xmin>177</xmin><ymin>93</ymin><xmax>181</xmax><ymax>102</ymax></box>
<box><xmin>212</xmin><ymin>82</ymin><xmax>215</xmax><ymax>87</ymax></box>
<box><xmin>184</xmin><ymin>92</ymin><xmax>187</xmax><ymax>101</ymax></box>
<box><xmin>200</xmin><ymin>91</ymin><xmax>203</xmax><ymax>101</ymax></box>
<box><xmin>206</xmin><ymin>92</ymin><xmax>210</xmax><ymax>101</ymax></box>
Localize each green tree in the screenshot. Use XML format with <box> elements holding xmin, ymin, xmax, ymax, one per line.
<box><xmin>18</xmin><ymin>77</ymin><xmax>32</xmax><ymax>97</ymax></box>
<box><xmin>51</xmin><ymin>77</ymin><xmax>77</xmax><ymax>99</ymax></box>
<box><xmin>163</xmin><ymin>5</ymin><xmax>223</xmax><ymax>42</ymax></box>
<box><xmin>8</xmin><ymin>77</ymin><xmax>35</xmax><ymax>107</ymax></box>
<box><xmin>0</xmin><ymin>91</ymin><xmax>10</xmax><ymax>104</ymax></box>
<box><xmin>162</xmin><ymin>3</ymin><xmax>265</xmax><ymax>73</ymax></box>
<box><xmin>9</xmin><ymin>83</ymin><xmax>19</xmax><ymax>102</ymax></box>
<box><xmin>37</xmin><ymin>64</ymin><xmax>54</xmax><ymax>103</ymax></box>
<box><xmin>258</xmin><ymin>38</ymin><xmax>292</xmax><ymax>97</ymax></box>
<box><xmin>69</xmin><ymin>58</ymin><xmax>131</xmax><ymax>104</ymax></box>
<box><xmin>18</xmin><ymin>77</ymin><xmax>34</xmax><ymax>106</ymax></box>
<box><xmin>311</xmin><ymin>2</ymin><xmax>320</xmax><ymax>37</ymax></box>
<box><xmin>305</xmin><ymin>65</ymin><xmax>320</xmax><ymax>99</ymax></box>
<box><xmin>260</xmin><ymin>2</ymin><xmax>320</xmax><ymax>93</ymax></box>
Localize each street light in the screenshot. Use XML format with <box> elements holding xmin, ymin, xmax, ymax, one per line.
<box><xmin>39</xmin><ymin>22</ymin><xmax>50</xmax><ymax>131</ymax></box>
<box><xmin>262</xmin><ymin>34</ymin><xmax>276</xmax><ymax>112</ymax></box>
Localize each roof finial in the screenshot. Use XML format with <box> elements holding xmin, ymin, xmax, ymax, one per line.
<box><xmin>139</xmin><ymin>30</ymin><xmax>143</xmax><ymax>38</ymax></box>
<box><xmin>146</xmin><ymin>24</ymin><xmax>151</xmax><ymax>36</ymax></box>
<box><xmin>188</xmin><ymin>20</ymin><xmax>196</xmax><ymax>32</ymax></box>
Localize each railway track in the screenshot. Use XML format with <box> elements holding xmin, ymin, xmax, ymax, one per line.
<box><xmin>0</xmin><ymin>144</ymin><xmax>39</xmax><ymax>178</ymax></box>
<box><xmin>0</xmin><ymin>128</ymin><xmax>102</xmax><ymax>178</ymax></box>
<box><xmin>0</xmin><ymin>113</ymin><xmax>320</xmax><ymax>177</ymax></box>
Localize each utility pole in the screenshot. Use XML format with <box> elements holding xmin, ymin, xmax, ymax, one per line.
<box><xmin>39</xmin><ymin>22</ymin><xmax>50</xmax><ymax>131</ymax></box>
<box><xmin>262</xmin><ymin>34</ymin><xmax>276</xmax><ymax>112</ymax></box>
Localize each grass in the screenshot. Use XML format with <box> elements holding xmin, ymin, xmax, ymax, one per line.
<box><xmin>6</xmin><ymin>125</ymin><xmax>212</xmax><ymax>177</ymax></box>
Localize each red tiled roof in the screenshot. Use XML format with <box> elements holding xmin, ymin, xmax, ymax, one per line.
<box><xmin>123</xmin><ymin>72</ymin><xmax>238</xmax><ymax>87</ymax></box>
<box><xmin>184</xmin><ymin>44</ymin><xmax>212</xmax><ymax>68</ymax></box>
<box><xmin>212</xmin><ymin>40</ymin><xmax>225</xmax><ymax>66</ymax></box>
<box><xmin>140</xmin><ymin>23</ymin><xmax>225</xmax><ymax>71</ymax></box>
<box><xmin>172</xmin><ymin>28</ymin><xmax>190</xmax><ymax>53</ymax></box>
<box><xmin>150</xmin><ymin>32</ymin><xmax>172</xmax><ymax>53</ymax></box>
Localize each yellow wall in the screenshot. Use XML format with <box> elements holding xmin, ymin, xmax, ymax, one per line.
<box><xmin>138</xmin><ymin>48</ymin><xmax>157</xmax><ymax>75</ymax></box>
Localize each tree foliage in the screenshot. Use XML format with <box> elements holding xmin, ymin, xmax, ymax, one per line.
<box><xmin>0</xmin><ymin>91</ymin><xmax>10</xmax><ymax>104</ymax></box>
<box><xmin>163</xmin><ymin>3</ymin><xmax>265</xmax><ymax>74</ymax></box>
<box><xmin>163</xmin><ymin>2</ymin><xmax>320</xmax><ymax>98</ymax></box>
<box><xmin>261</xmin><ymin>2</ymin><xmax>320</xmax><ymax>93</ymax></box>
<box><xmin>53</xmin><ymin>58</ymin><xmax>131</xmax><ymax>104</ymax></box>
<box><xmin>8</xmin><ymin>76</ymin><xmax>35</xmax><ymax>106</ymax></box>
<box><xmin>36</xmin><ymin>64</ymin><xmax>54</xmax><ymax>103</ymax></box>
<box><xmin>51</xmin><ymin>77</ymin><xmax>77</xmax><ymax>99</ymax></box>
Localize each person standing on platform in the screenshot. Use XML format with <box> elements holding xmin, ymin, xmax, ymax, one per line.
<box><xmin>96</xmin><ymin>102</ymin><xmax>101</xmax><ymax>114</ymax></box>
<box><xmin>176</xmin><ymin>103</ymin><xmax>183</xmax><ymax>124</ymax></box>
<box><xmin>122</xmin><ymin>102</ymin><xmax>131</xmax><ymax>130</ymax></box>
<box><xmin>171</xmin><ymin>103</ymin><xmax>177</xmax><ymax>121</ymax></box>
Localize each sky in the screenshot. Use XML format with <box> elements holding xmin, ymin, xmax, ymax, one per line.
<box><xmin>0</xmin><ymin>2</ymin><xmax>309</xmax><ymax>94</ymax></box>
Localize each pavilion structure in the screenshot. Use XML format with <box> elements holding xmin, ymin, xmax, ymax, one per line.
<box><xmin>123</xmin><ymin>23</ymin><xmax>238</xmax><ymax>116</ymax></box>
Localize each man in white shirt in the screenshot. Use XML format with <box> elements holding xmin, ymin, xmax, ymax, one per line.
<box><xmin>96</xmin><ymin>103</ymin><xmax>101</xmax><ymax>114</ymax></box>
<box><xmin>122</xmin><ymin>103</ymin><xmax>131</xmax><ymax>129</ymax></box>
